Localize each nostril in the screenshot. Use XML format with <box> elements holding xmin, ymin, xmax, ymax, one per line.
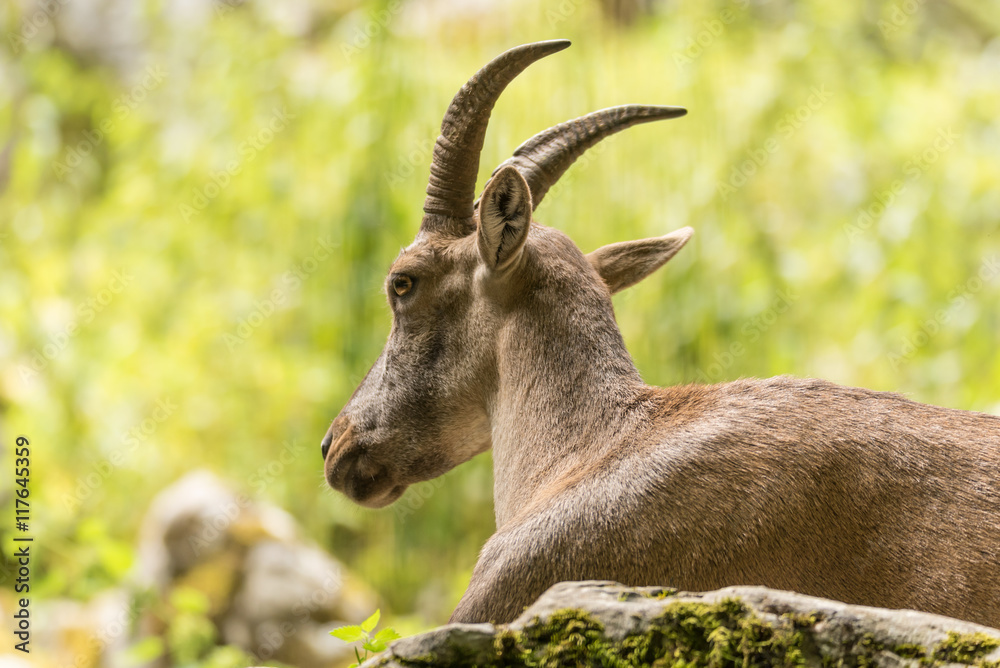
<box><xmin>321</xmin><ymin>431</ymin><xmax>333</xmax><ymax>460</ymax></box>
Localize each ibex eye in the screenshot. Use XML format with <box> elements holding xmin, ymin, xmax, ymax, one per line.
<box><xmin>392</xmin><ymin>275</ymin><xmax>413</xmax><ymax>297</ymax></box>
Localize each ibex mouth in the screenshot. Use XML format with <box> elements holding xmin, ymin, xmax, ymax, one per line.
<box><xmin>344</xmin><ymin>459</ymin><xmax>406</xmax><ymax>508</ymax></box>
<box><xmin>324</xmin><ymin>424</ymin><xmax>407</xmax><ymax>507</ymax></box>
<box><xmin>351</xmin><ymin>479</ymin><xmax>407</xmax><ymax>509</ymax></box>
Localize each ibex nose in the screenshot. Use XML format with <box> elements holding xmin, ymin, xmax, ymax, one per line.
<box><xmin>321</xmin><ymin>430</ymin><xmax>333</xmax><ymax>460</ymax></box>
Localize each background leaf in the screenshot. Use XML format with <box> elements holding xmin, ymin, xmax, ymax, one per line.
<box><xmin>373</xmin><ymin>627</ymin><xmax>402</xmax><ymax>647</ymax></box>
<box><xmin>361</xmin><ymin>608</ymin><xmax>381</xmax><ymax>633</ymax></box>
<box><xmin>330</xmin><ymin>625</ymin><xmax>365</xmax><ymax>644</ymax></box>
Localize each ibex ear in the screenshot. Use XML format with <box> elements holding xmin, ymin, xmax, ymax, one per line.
<box><xmin>477</xmin><ymin>166</ymin><xmax>533</xmax><ymax>271</ymax></box>
<box><xmin>587</xmin><ymin>227</ymin><xmax>694</xmax><ymax>294</ymax></box>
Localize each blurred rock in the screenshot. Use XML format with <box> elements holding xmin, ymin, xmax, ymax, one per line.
<box><xmin>225</xmin><ymin>540</ymin><xmax>371</xmax><ymax>665</ymax></box>
<box><xmin>0</xmin><ymin>655</ymin><xmax>33</xmax><ymax>668</ymax></box>
<box><xmin>11</xmin><ymin>0</ymin><xmax>329</xmax><ymax>76</ymax></box>
<box><xmin>12</xmin><ymin>0</ymin><xmax>146</xmax><ymax>74</ymax></box>
<box><xmin>32</xmin><ymin>588</ymin><xmax>135</xmax><ymax>668</ymax></box>
<box><xmin>134</xmin><ymin>469</ymin><xmax>377</xmax><ymax>668</ymax></box>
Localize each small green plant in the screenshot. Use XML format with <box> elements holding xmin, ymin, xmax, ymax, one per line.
<box><xmin>330</xmin><ymin>609</ymin><xmax>401</xmax><ymax>667</ymax></box>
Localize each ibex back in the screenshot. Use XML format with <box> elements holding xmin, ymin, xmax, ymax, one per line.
<box><xmin>322</xmin><ymin>40</ymin><xmax>1000</xmax><ymax>627</ymax></box>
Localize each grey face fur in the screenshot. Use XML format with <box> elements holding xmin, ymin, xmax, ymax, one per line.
<box><xmin>323</xmin><ymin>161</ymin><xmax>691</xmax><ymax>509</ymax></box>
<box><xmin>322</xmin><ymin>41</ymin><xmax>690</xmax><ymax>508</ymax></box>
<box><xmin>323</xmin><ymin>231</ymin><xmax>492</xmax><ymax>508</ymax></box>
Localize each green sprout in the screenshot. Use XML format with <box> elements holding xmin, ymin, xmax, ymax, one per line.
<box><xmin>330</xmin><ymin>609</ymin><xmax>401</xmax><ymax>667</ymax></box>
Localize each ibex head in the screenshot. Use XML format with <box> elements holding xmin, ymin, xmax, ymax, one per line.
<box><xmin>323</xmin><ymin>40</ymin><xmax>691</xmax><ymax>508</ymax></box>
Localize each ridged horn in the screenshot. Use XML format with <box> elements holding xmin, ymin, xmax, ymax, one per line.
<box><xmin>489</xmin><ymin>105</ymin><xmax>687</xmax><ymax>210</ymax></box>
<box><xmin>421</xmin><ymin>39</ymin><xmax>571</xmax><ymax>235</ymax></box>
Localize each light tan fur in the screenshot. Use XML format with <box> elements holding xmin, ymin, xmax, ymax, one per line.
<box><xmin>322</xmin><ymin>43</ymin><xmax>1000</xmax><ymax>628</ymax></box>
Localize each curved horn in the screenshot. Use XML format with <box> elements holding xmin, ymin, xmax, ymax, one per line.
<box><xmin>421</xmin><ymin>39</ymin><xmax>571</xmax><ymax>235</ymax></box>
<box><xmin>490</xmin><ymin>105</ymin><xmax>687</xmax><ymax>210</ymax></box>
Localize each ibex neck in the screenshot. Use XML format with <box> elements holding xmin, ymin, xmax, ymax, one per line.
<box><xmin>489</xmin><ymin>307</ymin><xmax>645</xmax><ymax>528</ymax></box>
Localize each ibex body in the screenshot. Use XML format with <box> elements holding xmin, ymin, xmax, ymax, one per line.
<box><xmin>322</xmin><ymin>41</ymin><xmax>1000</xmax><ymax>627</ymax></box>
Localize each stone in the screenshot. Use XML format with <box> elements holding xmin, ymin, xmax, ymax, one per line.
<box><xmin>28</xmin><ymin>588</ymin><xmax>134</xmax><ymax>668</ymax></box>
<box><xmin>135</xmin><ymin>469</ymin><xmax>377</xmax><ymax>668</ymax></box>
<box><xmin>361</xmin><ymin>581</ymin><xmax>1000</xmax><ymax>667</ymax></box>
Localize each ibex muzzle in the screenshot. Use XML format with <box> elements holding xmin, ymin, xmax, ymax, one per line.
<box><xmin>322</xmin><ymin>40</ymin><xmax>1000</xmax><ymax>627</ymax></box>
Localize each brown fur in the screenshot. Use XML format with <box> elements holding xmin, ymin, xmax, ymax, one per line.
<box><xmin>322</xmin><ymin>46</ymin><xmax>1000</xmax><ymax>628</ymax></box>
<box><xmin>323</xmin><ymin>211</ymin><xmax>1000</xmax><ymax>627</ymax></box>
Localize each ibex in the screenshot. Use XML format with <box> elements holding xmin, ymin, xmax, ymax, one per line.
<box><xmin>322</xmin><ymin>40</ymin><xmax>1000</xmax><ymax>628</ymax></box>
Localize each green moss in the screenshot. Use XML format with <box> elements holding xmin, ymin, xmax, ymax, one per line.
<box><xmin>891</xmin><ymin>643</ymin><xmax>927</xmax><ymax>660</ymax></box>
<box><xmin>640</xmin><ymin>587</ymin><xmax>678</xmax><ymax>600</ymax></box>
<box><xmin>643</xmin><ymin>599</ymin><xmax>808</xmax><ymax>667</ymax></box>
<box><xmin>618</xmin><ymin>587</ymin><xmax>677</xmax><ymax>602</ymax></box>
<box><xmin>931</xmin><ymin>631</ymin><xmax>1000</xmax><ymax>665</ymax></box>
<box><xmin>390</xmin><ymin>604</ymin><xmax>1000</xmax><ymax>668</ymax></box>
<box><xmin>412</xmin><ymin>598</ymin><xmax>813</xmax><ymax>668</ymax></box>
<box><xmin>851</xmin><ymin>633</ymin><xmax>887</xmax><ymax>668</ymax></box>
<box><xmin>849</xmin><ymin>630</ymin><xmax>1000</xmax><ymax>668</ymax></box>
<box><xmin>783</xmin><ymin>613</ymin><xmax>820</xmax><ymax>629</ymax></box>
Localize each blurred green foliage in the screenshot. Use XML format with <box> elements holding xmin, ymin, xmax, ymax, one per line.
<box><xmin>1</xmin><ymin>0</ymin><xmax>998</xmax><ymax>663</ymax></box>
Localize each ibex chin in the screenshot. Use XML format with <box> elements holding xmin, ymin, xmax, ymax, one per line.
<box><xmin>322</xmin><ymin>40</ymin><xmax>1000</xmax><ymax>628</ymax></box>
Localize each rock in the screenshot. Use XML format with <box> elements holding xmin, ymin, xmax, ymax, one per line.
<box><xmin>135</xmin><ymin>469</ymin><xmax>377</xmax><ymax>668</ymax></box>
<box><xmin>28</xmin><ymin>588</ymin><xmax>137</xmax><ymax>668</ymax></box>
<box><xmin>0</xmin><ymin>655</ymin><xmax>33</xmax><ymax>668</ymax></box>
<box><xmin>362</xmin><ymin>581</ymin><xmax>1000</xmax><ymax>667</ymax></box>
<box><xmin>12</xmin><ymin>0</ymin><xmax>331</xmax><ymax>75</ymax></box>
<box><xmin>136</xmin><ymin>470</ymin><xmax>267</xmax><ymax>587</ymax></box>
<box><xmin>29</xmin><ymin>470</ymin><xmax>371</xmax><ymax>668</ymax></box>
<box><xmin>226</xmin><ymin>540</ymin><xmax>364</xmax><ymax>666</ymax></box>
<box><xmin>386</xmin><ymin>624</ymin><xmax>496</xmax><ymax>665</ymax></box>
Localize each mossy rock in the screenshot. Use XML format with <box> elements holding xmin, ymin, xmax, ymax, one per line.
<box><xmin>361</xmin><ymin>582</ymin><xmax>1000</xmax><ymax>667</ymax></box>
